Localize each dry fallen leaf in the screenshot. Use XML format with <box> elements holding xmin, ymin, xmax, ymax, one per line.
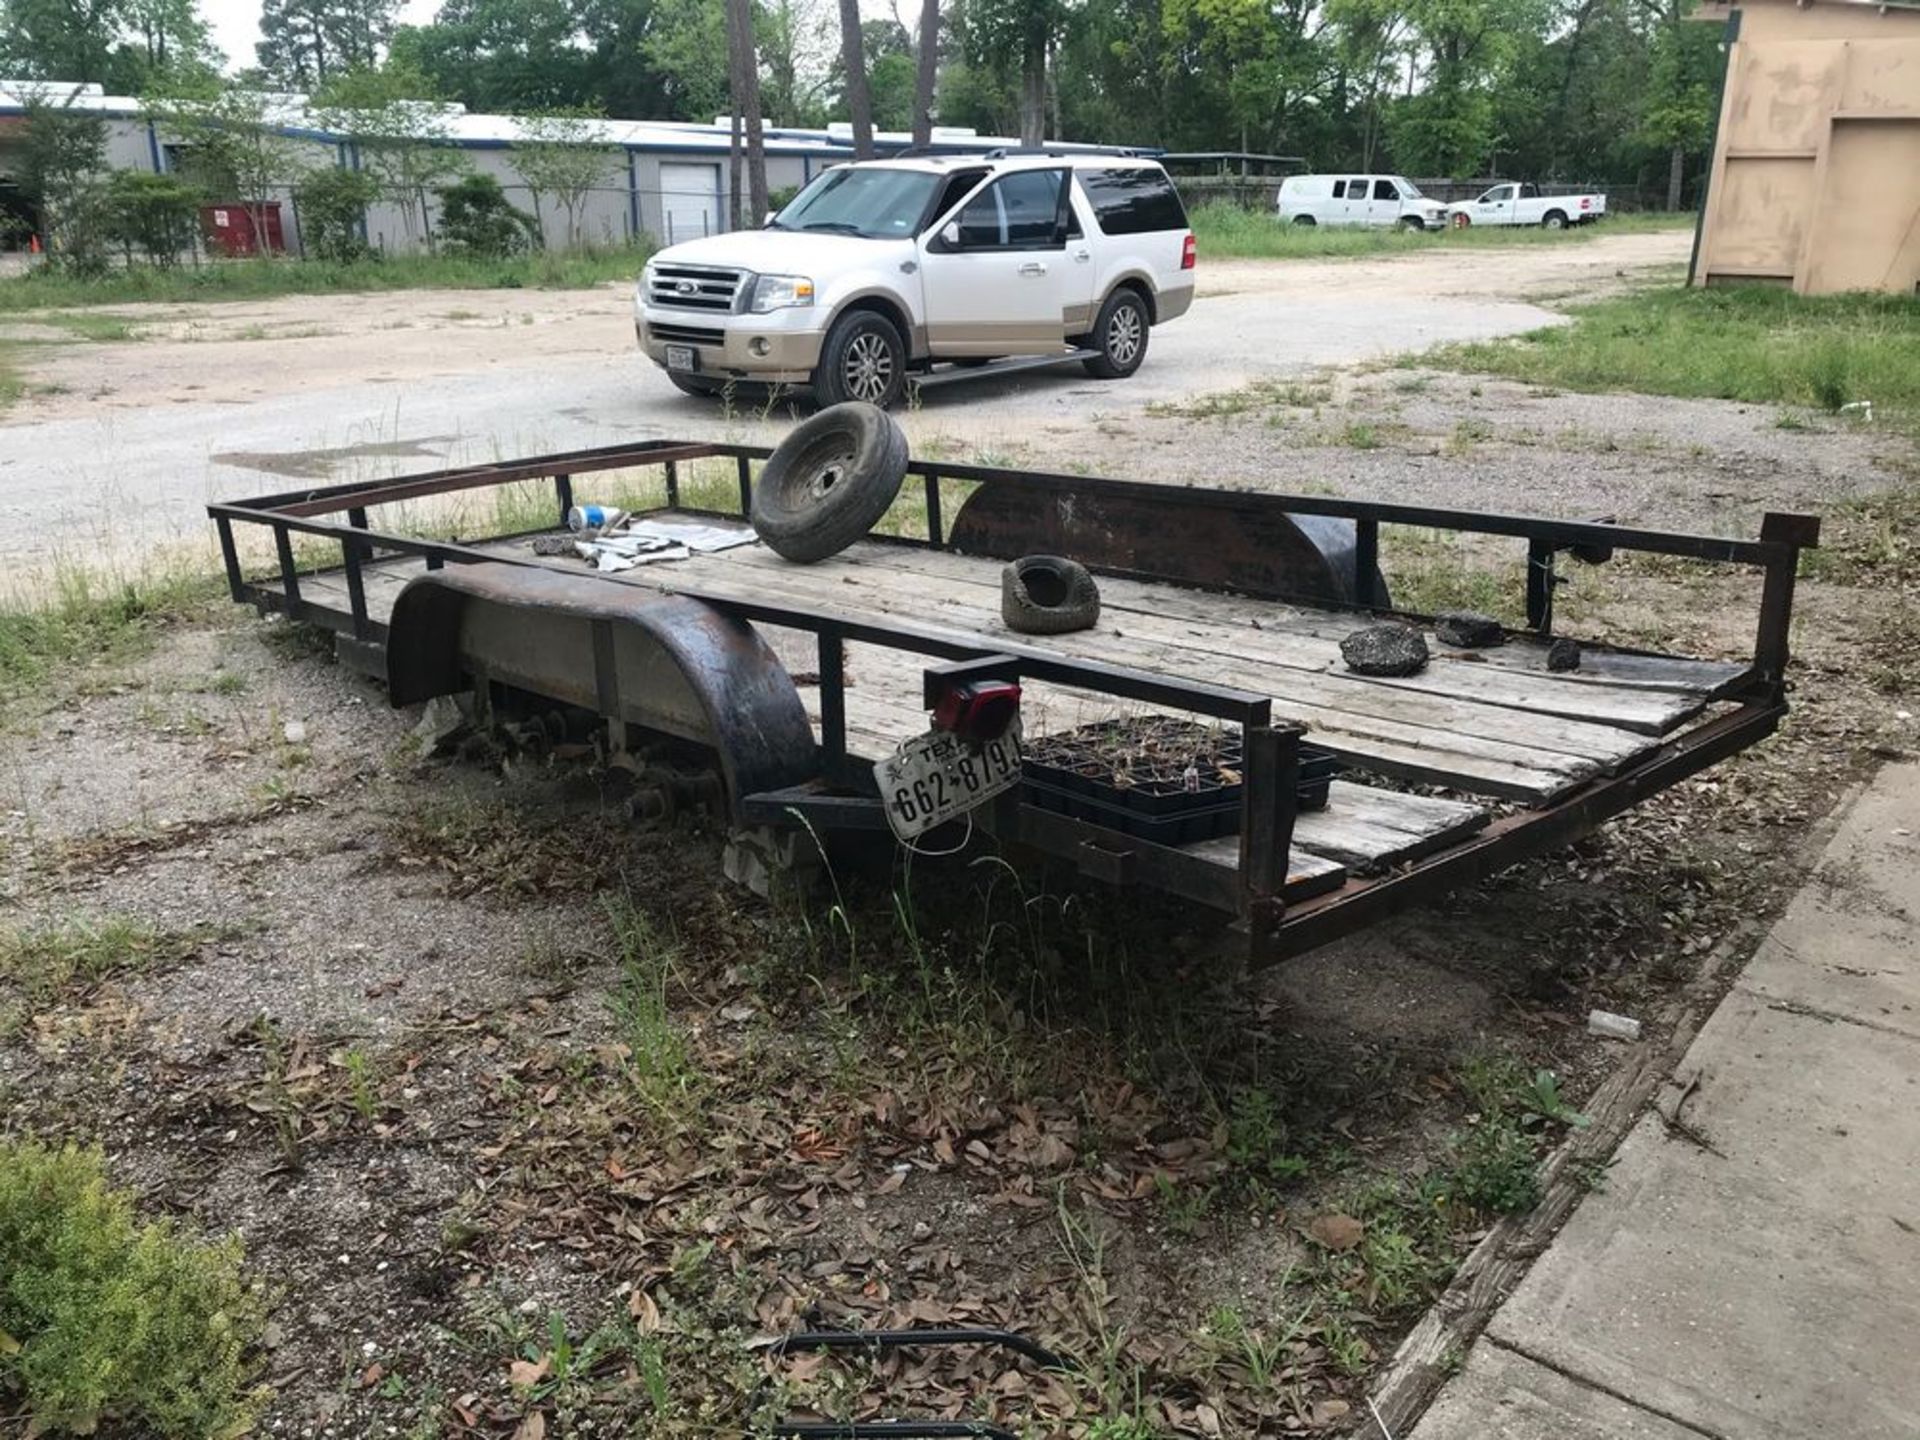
<box><xmin>512</xmin><ymin>1414</ymin><xmax>546</xmax><ymax>1440</ymax></box>
<box><xmin>629</xmin><ymin>1288</ymin><xmax>663</xmax><ymax>1333</ymax></box>
<box><xmin>508</xmin><ymin>1355</ymin><xmax>550</xmax><ymax>1388</ymax></box>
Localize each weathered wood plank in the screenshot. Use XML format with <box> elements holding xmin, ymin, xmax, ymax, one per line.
<box><xmin>657</xmin><ymin>554</ymin><xmax>1635</xmax><ymax>800</ymax></box>
<box><xmin>726</xmin><ymin>544</ymin><xmax>1704</xmax><ymax>734</ymax></box>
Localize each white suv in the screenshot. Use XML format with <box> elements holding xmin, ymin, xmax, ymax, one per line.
<box><xmin>635</xmin><ymin>153</ymin><xmax>1196</xmax><ymax>407</ymax></box>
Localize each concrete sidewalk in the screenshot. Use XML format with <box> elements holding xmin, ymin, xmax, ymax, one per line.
<box><xmin>1411</xmin><ymin>763</ymin><xmax>1920</xmax><ymax>1440</ymax></box>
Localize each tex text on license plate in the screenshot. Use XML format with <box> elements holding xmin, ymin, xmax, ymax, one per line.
<box><xmin>874</xmin><ymin>724</ymin><xmax>1023</xmax><ymax>841</ymax></box>
<box><xmin>665</xmin><ymin>344</ymin><xmax>697</xmax><ymax>371</ymax></box>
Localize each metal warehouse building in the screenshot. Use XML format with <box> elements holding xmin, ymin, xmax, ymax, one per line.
<box><xmin>0</xmin><ymin>82</ymin><xmax>1065</xmax><ymax>256</ymax></box>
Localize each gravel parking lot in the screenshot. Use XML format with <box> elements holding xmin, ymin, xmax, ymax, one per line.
<box><xmin>0</xmin><ymin>228</ymin><xmax>1703</xmax><ymax>579</ymax></box>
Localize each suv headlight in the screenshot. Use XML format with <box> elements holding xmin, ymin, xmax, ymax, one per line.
<box><xmin>749</xmin><ymin>274</ymin><xmax>814</xmax><ymax>314</ymax></box>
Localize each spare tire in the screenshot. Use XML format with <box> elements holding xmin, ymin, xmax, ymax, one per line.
<box><xmin>1002</xmin><ymin>555</ymin><xmax>1101</xmax><ymax>635</ymax></box>
<box><xmin>751</xmin><ymin>402</ymin><xmax>909</xmax><ymax>563</ymax></box>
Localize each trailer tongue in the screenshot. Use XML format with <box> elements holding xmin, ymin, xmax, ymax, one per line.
<box><xmin>209</xmin><ymin>439</ymin><xmax>1815</xmax><ymax>965</ymax></box>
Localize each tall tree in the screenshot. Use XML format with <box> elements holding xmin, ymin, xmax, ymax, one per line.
<box><xmin>837</xmin><ymin>0</ymin><xmax>876</xmax><ymax>156</ymax></box>
<box><xmin>722</xmin><ymin>0</ymin><xmax>767</xmax><ymax>225</ymax></box>
<box><xmin>387</xmin><ymin>0</ymin><xmax>594</xmax><ymax>113</ymax></box>
<box><xmin>963</xmin><ymin>0</ymin><xmax>1066</xmax><ymax>144</ymax></box>
<box><xmin>912</xmin><ymin>0</ymin><xmax>939</xmax><ymax>145</ymax></box>
<box><xmin>257</xmin><ymin>0</ymin><xmax>395</xmax><ymax>89</ymax></box>
<box><xmin>642</xmin><ymin>0</ymin><xmax>730</xmax><ymax>123</ymax></box>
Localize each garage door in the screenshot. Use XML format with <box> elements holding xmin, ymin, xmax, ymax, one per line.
<box><xmin>659</xmin><ymin>162</ymin><xmax>721</xmax><ymax>243</ymax></box>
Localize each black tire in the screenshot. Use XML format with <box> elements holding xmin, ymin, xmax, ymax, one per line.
<box><xmin>1399</xmin><ymin>216</ymin><xmax>1426</xmax><ymax>232</ymax></box>
<box><xmin>812</xmin><ymin>310</ymin><xmax>907</xmax><ymax>409</ymax></box>
<box><xmin>1002</xmin><ymin>555</ymin><xmax>1101</xmax><ymax>635</ymax></box>
<box><xmin>1292</xmin><ymin>214</ymin><xmax>1317</xmax><ymax>227</ymax></box>
<box><xmin>1081</xmin><ymin>288</ymin><xmax>1150</xmax><ymax>381</ymax></box>
<box><xmin>1542</xmin><ymin>211</ymin><xmax>1567</xmax><ymax>230</ymax></box>
<box><xmin>667</xmin><ymin>371</ymin><xmax>724</xmax><ymax>398</ymax></box>
<box><xmin>750</xmin><ymin>402</ymin><xmax>909</xmax><ymax>563</ymax></box>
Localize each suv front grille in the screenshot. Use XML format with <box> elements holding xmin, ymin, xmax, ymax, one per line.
<box><xmin>648</xmin><ymin>321</ymin><xmax>727</xmax><ymax>346</ymax></box>
<box><xmin>647</xmin><ymin>264</ymin><xmax>748</xmax><ymax>312</ymax></box>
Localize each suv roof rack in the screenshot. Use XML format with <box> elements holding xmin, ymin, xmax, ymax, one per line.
<box><xmin>980</xmin><ymin>146</ymin><xmax>1138</xmax><ymax>160</ymax></box>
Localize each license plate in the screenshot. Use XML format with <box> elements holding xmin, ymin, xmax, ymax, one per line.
<box><xmin>874</xmin><ymin>724</ymin><xmax>1023</xmax><ymax>841</ymax></box>
<box><xmin>665</xmin><ymin>344</ymin><xmax>697</xmax><ymax>372</ymax></box>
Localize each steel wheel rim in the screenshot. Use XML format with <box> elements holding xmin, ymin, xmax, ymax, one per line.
<box><xmin>1107</xmin><ymin>305</ymin><xmax>1142</xmax><ymax>366</ymax></box>
<box><xmin>844</xmin><ymin>332</ymin><xmax>894</xmax><ymax>402</ymax></box>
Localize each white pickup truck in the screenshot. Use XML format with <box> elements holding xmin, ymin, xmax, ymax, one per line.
<box><xmin>1447</xmin><ymin>183</ymin><xmax>1607</xmax><ymax>230</ymax></box>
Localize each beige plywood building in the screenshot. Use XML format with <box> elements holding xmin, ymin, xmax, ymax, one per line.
<box><xmin>1691</xmin><ymin>0</ymin><xmax>1920</xmax><ymax>294</ymax></box>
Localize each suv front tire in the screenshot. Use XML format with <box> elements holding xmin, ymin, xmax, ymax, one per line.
<box><xmin>1082</xmin><ymin>288</ymin><xmax>1150</xmax><ymax>380</ymax></box>
<box><xmin>813</xmin><ymin>310</ymin><xmax>907</xmax><ymax>409</ymax></box>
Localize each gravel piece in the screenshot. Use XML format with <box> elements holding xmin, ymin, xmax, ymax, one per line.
<box><xmin>1548</xmin><ymin>637</ymin><xmax>1583</xmax><ymax>672</ymax></box>
<box><xmin>1341</xmin><ymin>623</ymin><xmax>1430</xmax><ymax>677</ymax></box>
<box><xmin>1435</xmin><ymin>611</ymin><xmax>1505</xmax><ymax>648</ymax></box>
<box><xmin>530</xmin><ymin>534</ymin><xmax>578</xmax><ymax>556</ymax></box>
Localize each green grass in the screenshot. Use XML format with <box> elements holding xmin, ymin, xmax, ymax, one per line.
<box><xmin>0</xmin><ymin>917</ymin><xmax>209</xmax><ymax>1003</ymax></box>
<box><xmin>0</xmin><ymin>1139</ymin><xmax>265</xmax><ymax>1438</ymax></box>
<box><xmin>1425</xmin><ymin>285</ymin><xmax>1920</xmax><ymax>430</ymax></box>
<box><xmin>1191</xmin><ymin>202</ymin><xmax>1693</xmax><ymax>261</ymax></box>
<box><xmin>0</xmin><ymin>244</ymin><xmax>654</xmax><ymax>314</ymax></box>
<box><xmin>0</xmin><ymin>566</ymin><xmax>224</xmax><ymax>714</ymax></box>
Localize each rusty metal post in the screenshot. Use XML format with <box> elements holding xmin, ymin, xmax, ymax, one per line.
<box><xmin>554</xmin><ymin>473</ymin><xmax>574</xmax><ymax>528</ymax></box>
<box><xmin>1240</xmin><ymin>721</ymin><xmax>1304</xmax><ymax>963</ymax></box>
<box><xmin>925</xmin><ymin>469</ymin><xmax>944</xmax><ymax>547</ymax></box>
<box><xmin>216</xmin><ymin>515</ymin><xmax>244</xmax><ymax>602</ymax></box>
<box><xmin>343</xmin><ymin>506</ymin><xmax>370</xmax><ymax>641</ymax></box>
<box><xmin>1354</xmin><ymin>517</ymin><xmax>1380</xmax><ymax>609</ymax></box>
<box><xmin>664</xmin><ymin>459</ymin><xmax>681</xmax><ymax>509</ymax></box>
<box><xmin>273</xmin><ymin>526</ymin><xmax>302</xmax><ymax>618</ymax></box>
<box><xmin>736</xmin><ymin>454</ymin><xmax>753</xmax><ymax>515</ymax></box>
<box><xmin>818</xmin><ymin>628</ymin><xmax>846</xmax><ymax>774</ymax></box>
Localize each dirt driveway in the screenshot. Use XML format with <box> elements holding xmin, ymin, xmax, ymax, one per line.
<box><xmin>0</xmin><ymin>229</ymin><xmax>1690</xmax><ymax>580</ymax></box>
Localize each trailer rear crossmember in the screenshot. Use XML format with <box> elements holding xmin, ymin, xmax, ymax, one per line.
<box><xmin>208</xmin><ymin>439</ymin><xmax>1814</xmax><ymax>964</ymax></box>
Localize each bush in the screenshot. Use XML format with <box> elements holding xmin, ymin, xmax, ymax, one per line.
<box><xmin>0</xmin><ymin>1140</ymin><xmax>265</xmax><ymax>1438</ymax></box>
<box><xmin>436</xmin><ymin>173</ymin><xmax>537</xmax><ymax>258</ymax></box>
<box><xmin>293</xmin><ymin>165</ymin><xmax>382</xmax><ymax>263</ymax></box>
<box><xmin>1447</xmin><ymin>1117</ymin><xmax>1542</xmax><ymax>1215</ymax></box>
<box><xmin>102</xmin><ymin>171</ymin><xmax>202</xmax><ymax>266</ymax></box>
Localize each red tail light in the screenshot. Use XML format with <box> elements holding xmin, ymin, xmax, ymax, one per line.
<box><xmin>932</xmin><ymin>680</ymin><xmax>1021</xmax><ymax>742</ymax></box>
<box><xmin>1181</xmin><ymin>233</ymin><xmax>1197</xmax><ymax>270</ymax></box>
<box><xmin>1580</xmin><ymin>197</ymin><xmax>1591</xmax><ymax>210</ymax></box>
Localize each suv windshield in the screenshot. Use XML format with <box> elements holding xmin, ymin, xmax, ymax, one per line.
<box><xmin>771</xmin><ymin>167</ymin><xmax>943</xmax><ymax>238</ymax></box>
<box><xmin>1397</xmin><ymin>180</ymin><xmax>1426</xmax><ymax>199</ymax></box>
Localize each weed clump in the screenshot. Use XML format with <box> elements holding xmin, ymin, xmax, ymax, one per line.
<box><xmin>0</xmin><ymin>1140</ymin><xmax>265</xmax><ymax>1438</ymax></box>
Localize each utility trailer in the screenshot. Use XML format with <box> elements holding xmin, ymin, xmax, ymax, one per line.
<box><xmin>208</xmin><ymin>441</ymin><xmax>1817</xmax><ymax>964</ymax></box>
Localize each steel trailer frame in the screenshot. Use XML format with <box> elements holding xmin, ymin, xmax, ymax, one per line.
<box><xmin>208</xmin><ymin>439</ymin><xmax>1815</xmax><ymax>964</ymax></box>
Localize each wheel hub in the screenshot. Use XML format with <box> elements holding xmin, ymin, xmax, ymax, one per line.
<box><xmin>845</xmin><ymin>334</ymin><xmax>894</xmax><ymax>402</ymax></box>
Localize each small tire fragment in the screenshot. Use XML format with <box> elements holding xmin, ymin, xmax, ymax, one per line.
<box><xmin>1002</xmin><ymin>555</ymin><xmax>1101</xmax><ymax>635</ymax></box>
<box><xmin>1435</xmin><ymin>610</ymin><xmax>1505</xmax><ymax>648</ymax></box>
<box><xmin>750</xmin><ymin>402</ymin><xmax>909</xmax><ymax>563</ymax></box>
<box><xmin>1341</xmin><ymin>623</ymin><xmax>1429</xmax><ymax>676</ymax></box>
<box><xmin>1547</xmin><ymin>637</ymin><xmax>1582</xmax><ymax>672</ymax></box>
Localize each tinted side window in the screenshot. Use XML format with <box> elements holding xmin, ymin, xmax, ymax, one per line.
<box><xmin>1079</xmin><ymin>167</ymin><xmax>1189</xmax><ymax>235</ymax></box>
<box><xmin>1331</xmin><ymin>180</ymin><xmax>1345</xmax><ymax>199</ymax></box>
<box><xmin>1373</xmin><ymin>179</ymin><xmax>1397</xmax><ymax>201</ymax></box>
<box><xmin>954</xmin><ymin>169</ymin><xmax>1065</xmax><ymax>248</ymax></box>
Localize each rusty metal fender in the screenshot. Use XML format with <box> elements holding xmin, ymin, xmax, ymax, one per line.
<box><xmin>385</xmin><ymin>562</ymin><xmax>818</xmax><ymax>808</ymax></box>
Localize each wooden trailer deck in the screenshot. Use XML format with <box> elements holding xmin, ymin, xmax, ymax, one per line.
<box><xmin>258</xmin><ymin>513</ymin><xmax>1751</xmax><ymax>888</ymax></box>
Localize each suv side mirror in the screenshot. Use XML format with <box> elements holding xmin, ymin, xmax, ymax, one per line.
<box><xmin>941</xmin><ymin>220</ymin><xmax>961</xmax><ymax>248</ymax></box>
<box><xmin>762</xmin><ymin>209</ymin><xmax>777</xmax><ymax>226</ymax></box>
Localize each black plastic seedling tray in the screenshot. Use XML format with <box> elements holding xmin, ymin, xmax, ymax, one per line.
<box><xmin>1022</xmin><ymin>719</ymin><xmax>1337</xmax><ymax>845</ymax></box>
